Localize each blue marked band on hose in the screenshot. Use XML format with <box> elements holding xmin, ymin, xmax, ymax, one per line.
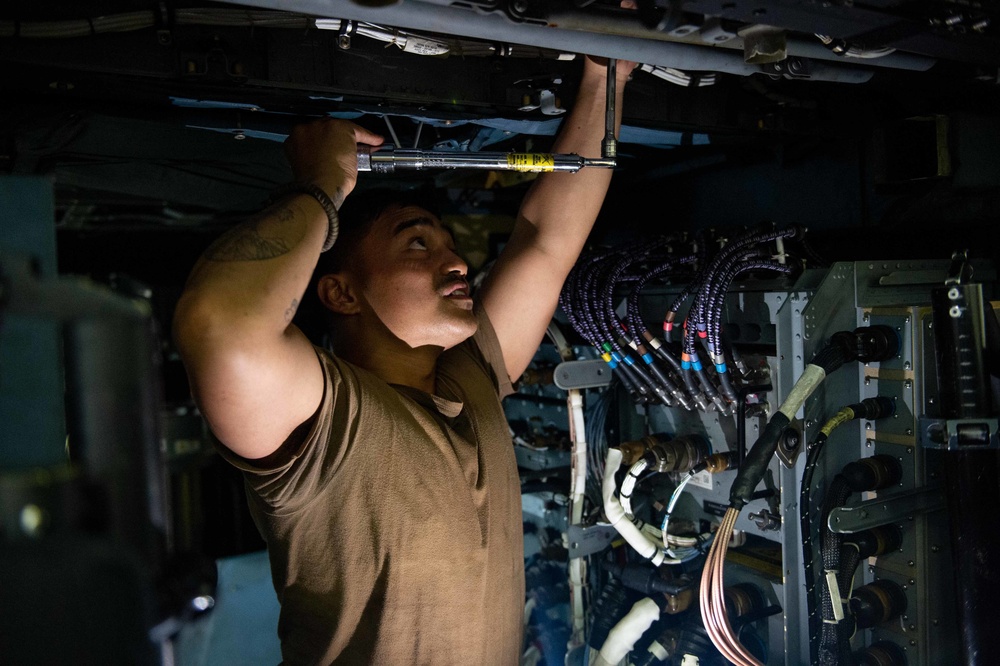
<box><xmin>715</xmin><ymin>363</ymin><xmax>727</xmax><ymax>373</ymax></box>
<box><xmin>642</xmin><ymin>353</ymin><xmax>653</xmax><ymax>364</ymax></box>
<box><xmin>692</xmin><ymin>360</ymin><xmax>703</xmax><ymax>371</ymax></box>
<box><xmin>606</xmin><ymin>358</ymin><xmax>618</xmax><ymax>369</ymax></box>
<box><xmin>681</xmin><ymin>360</ymin><xmax>691</xmax><ymax>370</ymax></box>
<box><xmin>622</xmin><ymin>355</ymin><xmax>635</xmax><ymax>366</ymax></box>
<box><xmin>611</xmin><ymin>351</ymin><xmax>623</xmax><ymax>362</ymax></box>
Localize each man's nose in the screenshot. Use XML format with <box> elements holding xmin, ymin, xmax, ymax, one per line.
<box><xmin>443</xmin><ymin>249</ymin><xmax>468</xmax><ymax>277</ymax></box>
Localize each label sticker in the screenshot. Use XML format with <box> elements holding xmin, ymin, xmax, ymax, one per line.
<box><xmin>507</xmin><ymin>153</ymin><xmax>555</xmax><ymax>172</ymax></box>
<box><xmin>688</xmin><ymin>469</ymin><xmax>714</xmax><ymax>490</ymax></box>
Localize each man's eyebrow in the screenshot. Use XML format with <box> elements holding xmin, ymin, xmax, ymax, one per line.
<box><xmin>391</xmin><ymin>216</ymin><xmax>436</xmax><ymax>236</ymax></box>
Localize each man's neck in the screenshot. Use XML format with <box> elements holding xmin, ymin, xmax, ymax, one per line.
<box><xmin>342</xmin><ymin>342</ymin><xmax>441</xmax><ymax>394</ymax></box>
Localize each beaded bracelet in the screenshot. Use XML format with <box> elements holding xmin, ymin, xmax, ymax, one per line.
<box><xmin>271</xmin><ymin>181</ymin><xmax>340</xmax><ymax>252</ymax></box>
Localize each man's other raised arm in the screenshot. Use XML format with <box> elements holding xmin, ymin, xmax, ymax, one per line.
<box><xmin>478</xmin><ymin>56</ymin><xmax>635</xmax><ymax>382</ymax></box>
<box><xmin>172</xmin><ymin>120</ymin><xmax>383</xmax><ymax>460</ymax></box>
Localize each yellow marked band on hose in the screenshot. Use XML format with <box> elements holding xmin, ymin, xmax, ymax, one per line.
<box><xmin>507</xmin><ymin>153</ymin><xmax>555</xmax><ymax>172</ymax></box>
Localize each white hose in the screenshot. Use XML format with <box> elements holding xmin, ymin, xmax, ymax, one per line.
<box><xmin>591</xmin><ymin>597</ymin><xmax>662</xmax><ymax>666</ymax></box>
<box><xmin>603</xmin><ymin>448</ymin><xmax>666</xmax><ymax>566</ymax></box>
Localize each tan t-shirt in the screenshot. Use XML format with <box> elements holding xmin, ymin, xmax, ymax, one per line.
<box><xmin>216</xmin><ymin>304</ymin><xmax>525</xmax><ymax>665</ymax></box>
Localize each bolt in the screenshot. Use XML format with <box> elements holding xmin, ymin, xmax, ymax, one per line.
<box><xmin>908</xmin><ymin>560</ymin><xmax>915</xmax><ymax>567</ymax></box>
<box><xmin>233</xmin><ymin>131</ymin><xmax>246</xmax><ymax>141</ymax></box>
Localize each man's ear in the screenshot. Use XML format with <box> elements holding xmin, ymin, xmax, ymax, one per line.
<box><xmin>317</xmin><ymin>273</ymin><xmax>360</xmax><ymax>315</ymax></box>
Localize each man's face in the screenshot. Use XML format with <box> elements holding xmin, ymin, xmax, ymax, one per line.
<box><xmin>351</xmin><ymin>204</ymin><xmax>477</xmax><ymax>350</ymax></box>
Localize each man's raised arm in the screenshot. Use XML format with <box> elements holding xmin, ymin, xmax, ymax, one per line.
<box><xmin>478</xmin><ymin>55</ymin><xmax>635</xmax><ymax>381</ymax></box>
<box><xmin>172</xmin><ymin>120</ymin><xmax>383</xmax><ymax>460</ymax></box>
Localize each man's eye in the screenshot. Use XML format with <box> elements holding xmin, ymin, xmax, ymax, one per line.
<box><xmin>409</xmin><ymin>238</ymin><xmax>428</xmax><ymax>250</ymax></box>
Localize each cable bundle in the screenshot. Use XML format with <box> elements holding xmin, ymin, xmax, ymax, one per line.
<box><xmin>560</xmin><ymin>224</ymin><xmax>806</xmax><ymax>415</ymax></box>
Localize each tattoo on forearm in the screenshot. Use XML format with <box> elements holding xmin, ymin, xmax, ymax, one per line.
<box><xmin>284</xmin><ymin>298</ymin><xmax>299</xmax><ymax>323</ymax></box>
<box><xmin>204</xmin><ymin>207</ymin><xmax>295</xmax><ymax>262</ymax></box>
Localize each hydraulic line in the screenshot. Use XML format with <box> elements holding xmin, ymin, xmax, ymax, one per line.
<box><xmin>560</xmin><ymin>252</ymin><xmax>648</xmax><ymax>401</ymax></box>
<box><xmin>583</xmin><ymin>242</ymin><xmax>665</xmax><ymax>402</ymax></box>
<box><xmin>595</xmin><ymin>238</ymin><xmax>678</xmax><ymax>405</ymax></box>
<box><xmin>704</xmin><ymin>258</ymin><xmax>796</xmax><ymax>366</ymax></box>
<box><xmin>665</xmin><ymin>224</ymin><xmax>791</xmax><ymax>340</ymax></box>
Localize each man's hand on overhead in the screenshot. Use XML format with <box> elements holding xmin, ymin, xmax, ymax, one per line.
<box><xmin>283</xmin><ymin>119</ymin><xmax>384</xmax><ymax>207</ymax></box>
<box><xmin>581</xmin><ymin>52</ymin><xmax>638</xmax><ymax>86</ymax></box>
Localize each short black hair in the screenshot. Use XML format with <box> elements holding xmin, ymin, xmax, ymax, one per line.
<box><xmin>295</xmin><ymin>184</ymin><xmax>444</xmax><ymax>347</ymax></box>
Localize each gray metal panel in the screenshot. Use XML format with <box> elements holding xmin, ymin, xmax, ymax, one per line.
<box><xmin>0</xmin><ymin>177</ymin><xmax>65</xmax><ymax>469</ymax></box>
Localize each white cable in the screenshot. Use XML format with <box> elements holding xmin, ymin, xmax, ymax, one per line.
<box><xmin>639</xmin><ymin>63</ymin><xmax>717</xmax><ymax>87</ymax></box>
<box><xmin>619</xmin><ymin>458</ymin><xmax>648</xmax><ymax>518</ymax></box>
<box><xmin>661</xmin><ymin>472</ymin><xmax>696</xmax><ymax>556</ymax></box>
<box><xmin>591</xmin><ymin>597</ymin><xmax>662</xmax><ymax>666</ymax></box>
<box><xmin>568</xmin><ymin>390</ymin><xmax>588</xmax><ymax>525</ymax></box>
<box><xmin>603</xmin><ymin>448</ymin><xmax>672</xmax><ymax>567</ymax></box>
<box><xmin>567</xmin><ymin>389</ymin><xmax>588</xmax><ymax>650</ymax></box>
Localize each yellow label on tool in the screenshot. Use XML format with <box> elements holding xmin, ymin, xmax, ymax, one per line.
<box><xmin>507</xmin><ymin>153</ymin><xmax>555</xmax><ymax>172</ymax></box>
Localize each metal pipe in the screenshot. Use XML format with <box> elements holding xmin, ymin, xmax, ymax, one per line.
<box><xmin>224</xmin><ymin>0</ymin><xmax>879</xmax><ymax>82</ymax></box>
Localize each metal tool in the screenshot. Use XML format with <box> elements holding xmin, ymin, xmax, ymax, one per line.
<box><xmin>356</xmin><ymin>145</ymin><xmax>615</xmax><ymax>173</ymax></box>
<box><xmin>357</xmin><ymin>59</ymin><xmax>620</xmax><ymax>173</ymax></box>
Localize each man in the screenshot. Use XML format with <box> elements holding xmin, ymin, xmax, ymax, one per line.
<box><xmin>173</xmin><ymin>54</ymin><xmax>634</xmax><ymax>664</ymax></box>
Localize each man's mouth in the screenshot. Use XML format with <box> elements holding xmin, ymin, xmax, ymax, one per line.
<box><xmin>442</xmin><ymin>280</ymin><xmax>470</xmax><ymax>298</ymax></box>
